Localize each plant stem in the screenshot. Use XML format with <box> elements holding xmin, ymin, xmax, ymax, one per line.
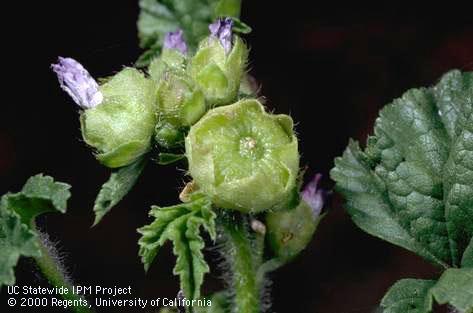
<box><xmin>33</xmin><ymin>223</ymin><xmax>93</xmax><ymax>313</ymax></box>
<box><xmin>221</xmin><ymin>215</ymin><xmax>261</xmax><ymax>313</ymax></box>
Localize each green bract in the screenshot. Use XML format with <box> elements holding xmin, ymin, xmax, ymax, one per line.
<box><xmin>266</xmin><ymin>200</ymin><xmax>321</xmax><ymax>261</ymax></box>
<box><xmin>80</xmin><ymin>68</ymin><xmax>157</xmax><ymax>168</ymax></box>
<box><xmin>185</xmin><ymin>99</ymin><xmax>299</xmax><ymax>213</ymax></box>
<box><xmin>189</xmin><ymin>35</ymin><xmax>248</xmax><ymax>106</ymax></box>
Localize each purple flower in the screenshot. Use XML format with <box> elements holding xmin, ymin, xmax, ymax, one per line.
<box><xmin>51</xmin><ymin>57</ymin><xmax>103</xmax><ymax>109</ymax></box>
<box><xmin>301</xmin><ymin>173</ymin><xmax>325</xmax><ymax>219</ymax></box>
<box><xmin>164</xmin><ymin>29</ymin><xmax>188</xmax><ymax>54</ymax></box>
<box><xmin>209</xmin><ymin>18</ymin><xmax>234</xmax><ymax>54</ymax></box>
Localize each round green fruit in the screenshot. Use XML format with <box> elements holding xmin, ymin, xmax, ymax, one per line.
<box><xmin>185</xmin><ymin>99</ymin><xmax>299</xmax><ymax>213</ymax></box>
<box><xmin>80</xmin><ymin>68</ymin><xmax>156</xmax><ymax>168</ymax></box>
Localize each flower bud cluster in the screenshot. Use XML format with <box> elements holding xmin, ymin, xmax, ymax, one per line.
<box><xmin>53</xmin><ymin>17</ymin><xmax>324</xmax><ymax>261</ymax></box>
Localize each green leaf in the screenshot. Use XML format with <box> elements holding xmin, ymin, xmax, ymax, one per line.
<box><xmin>138</xmin><ymin>193</ymin><xmax>216</xmax><ymax>300</ymax></box>
<box><xmin>0</xmin><ymin>174</ymin><xmax>71</xmax><ymax>287</ymax></box>
<box><xmin>137</xmin><ymin>0</ymin><xmax>243</xmax><ymax>66</ymax></box>
<box><xmin>93</xmin><ymin>157</ymin><xmax>147</xmax><ymax>225</ymax></box>
<box><xmin>462</xmin><ymin>237</ymin><xmax>473</xmax><ymax>268</ymax></box>
<box><xmin>430</xmin><ymin>268</ymin><xmax>473</xmax><ymax>312</ymax></box>
<box><xmin>230</xmin><ymin>17</ymin><xmax>252</xmax><ymax>34</ymax></box>
<box><xmin>381</xmin><ymin>278</ymin><xmax>435</xmax><ymax>313</ymax></box>
<box><xmin>331</xmin><ymin>70</ymin><xmax>473</xmax><ymax>268</ymax></box>
<box><xmin>214</xmin><ymin>0</ymin><xmax>241</xmax><ymax>18</ymax></box>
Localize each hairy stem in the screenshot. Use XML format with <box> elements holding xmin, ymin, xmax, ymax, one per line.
<box><xmin>220</xmin><ymin>215</ymin><xmax>262</xmax><ymax>313</ymax></box>
<box><xmin>33</xmin><ymin>223</ymin><xmax>93</xmax><ymax>313</ymax></box>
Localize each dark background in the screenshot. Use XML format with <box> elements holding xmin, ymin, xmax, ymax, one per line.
<box><xmin>1</xmin><ymin>1</ymin><xmax>473</xmax><ymax>312</ymax></box>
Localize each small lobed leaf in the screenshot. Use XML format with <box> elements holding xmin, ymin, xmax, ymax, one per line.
<box><xmin>0</xmin><ymin>174</ymin><xmax>71</xmax><ymax>287</ymax></box>
<box><xmin>381</xmin><ymin>278</ymin><xmax>435</xmax><ymax>313</ymax></box>
<box><xmin>430</xmin><ymin>268</ymin><xmax>473</xmax><ymax>312</ymax></box>
<box><xmin>0</xmin><ymin>202</ymin><xmax>41</xmax><ymax>286</ymax></box>
<box><xmin>331</xmin><ymin>70</ymin><xmax>473</xmax><ymax>268</ymax></box>
<box><xmin>93</xmin><ymin>156</ymin><xmax>147</xmax><ymax>225</ymax></box>
<box><xmin>138</xmin><ymin>193</ymin><xmax>216</xmax><ymax>300</ymax></box>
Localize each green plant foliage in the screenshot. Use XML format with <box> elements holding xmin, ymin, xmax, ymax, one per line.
<box><xmin>138</xmin><ymin>193</ymin><xmax>216</xmax><ymax>301</ymax></box>
<box><xmin>430</xmin><ymin>268</ymin><xmax>473</xmax><ymax>312</ymax></box>
<box><xmin>381</xmin><ymin>279</ymin><xmax>435</xmax><ymax>313</ymax></box>
<box><xmin>137</xmin><ymin>0</ymin><xmax>243</xmax><ymax>66</ymax></box>
<box><xmin>0</xmin><ymin>174</ymin><xmax>71</xmax><ymax>287</ymax></box>
<box><xmin>462</xmin><ymin>237</ymin><xmax>473</xmax><ymax>268</ymax></box>
<box><xmin>331</xmin><ymin>70</ymin><xmax>473</xmax><ymax>312</ymax></box>
<box><xmin>93</xmin><ymin>156</ymin><xmax>148</xmax><ymax>225</ymax></box>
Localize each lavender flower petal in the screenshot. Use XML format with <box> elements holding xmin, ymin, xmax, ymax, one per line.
<box><xmin>301</xmin><ymin>173</ymin><xmax>325</xmax><ymax>219</ymax></box>
<box><xmin>209</xmin><ymin>18</ymin><xmax>234</xmax><ymax>54</ymax></box>
<box><xmin>163</xmin><ymin>29</ymin><xmax>188</xmax><ymax>54</ymax></box>
<box><xmin>51</xmin><ymin>57</ymin><xmax>103</xmax><ymax>109</ymax></box>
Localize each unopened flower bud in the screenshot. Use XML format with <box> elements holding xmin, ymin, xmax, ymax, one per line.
<box><xmin>80</xmin><ymin>68</ymin><xmax>157</xmax><ymax>168</ymax></box>
<box><xmin>51</xmin><ymin>57</ymin><xmax>103</xmax><ymax>109</ymax></box>
<box><xmin>185</xmin><ymin>99</ymin><xmax>299</xmax><ymax>213</ymax></box>
<box><xmin>163</xmin><ymin>29</ymin><xmax>188</xmax><ymax>55</ymax></box>
<box><xmin>188</xmin><ymin>19</ymin><xmax>248</xmax><ymax>106</ymax></box>
<box><xmin>156</xmin><ymin>71</ymin><xmax>206</xmax><ymax>127</ymax></box>
<box><xmin>301</xmin><ymin>173</ymin><xmax>325</xmax><ymax>219</ymax></box>
<box><xmin>148</xmin><ymin>30</ymin><xmax>188</xmax><ymax>81</ymax></box>
<box><xmin>209</xmin><ymin>18</ymin><xmax>233</xmax><ymax>54</ymax></box>
<box><xmin>266</xmin><ymin>173</ymin><xmax>326</xmax><ymax>261</ymax></box>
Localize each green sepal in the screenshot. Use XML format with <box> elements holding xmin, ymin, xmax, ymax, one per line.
<box><xmin>93</xmin><ymin>156</ymin><xmax>148</xmax><ymax>226</ymax></box>
<box><xmin>149</xmin><ymin>49</ymin><xmax>187</xmax><ymax>82</ymax></box>
<box><xmin>189</xmin><ymin>36</ymin><xmax>248</xmax><ymax>106</ymax></box>
<box><xmin>155</xmin><ymin>69</ymin><xmax>207</xmax><ymax>131</ymax></box>
<box><xmin>0</xmin><ymin>174</ymin><xmax>71</xmax><ymax>287</ymax></box>
<box><xmin>157</xmin><ymin>153</ymin><xmax>186</xmax><ymax>165</ymax></box>
<box><xmin>138</xmin><ymin>193</ymin><xmax>216</xmax><ymax>300</ymax></box>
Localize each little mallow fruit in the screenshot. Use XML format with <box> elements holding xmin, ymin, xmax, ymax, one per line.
<box><xmin>185</xmin><ymin>99</ymin><xmax>299</xmax><ymax>213</ymax></box>
<box><xmin>266</xmin><ymin>174</ymin><xmax>325</xmax><ymax>261</ymax></box>
<box><xmin>52</xmin><ymin>57</ymin><xmax>156</xmax><ymax>168</ymax></box>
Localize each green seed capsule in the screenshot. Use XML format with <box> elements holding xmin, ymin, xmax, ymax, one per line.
<box><xmin>189</xmin><ymin>35</ymin><xmax>248</xmax><ymax>106</ymax></box>
<box><xmin>266</xmin><ymin>200</ymin><xmax>321</xmax><ymax>261</ymax></box>
<box><xmin>80</xmin><ymin>68</ymin><xmax>156</xmax><ymax>168</ymax></box>
<box><xmin>185</xmin><ymin>99</ymin><xmax>299</xmax><ymax>213</ymax></box>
